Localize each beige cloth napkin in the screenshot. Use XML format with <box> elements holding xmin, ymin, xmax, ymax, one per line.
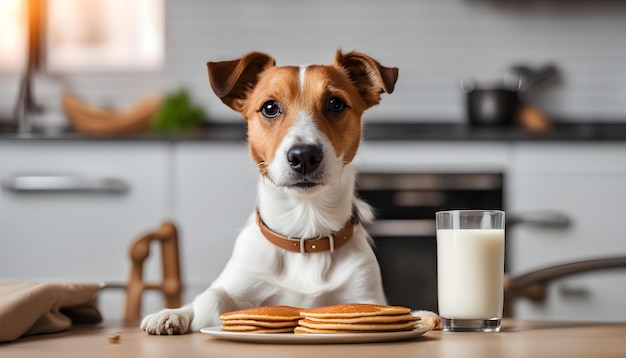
<box><xmin>0</xmin><ymin>281</ymin><xmax>104</xmax><ymax>342</ymax></box>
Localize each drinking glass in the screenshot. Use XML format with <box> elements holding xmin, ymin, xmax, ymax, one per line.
<box><xmin>436</xmin><ymin>210</ymin><xmax>505</xmax><ymax>332</ymax></box>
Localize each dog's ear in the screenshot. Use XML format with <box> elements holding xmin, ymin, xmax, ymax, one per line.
<box><xmin>333</xmin><ymin>50</ymin><xmax>398</xmax><ymax>109</ymax></box>
<box><xmin>207</xmin><ymin>52</ymin><xmax>276</xmax><ymax>112</ymax></box>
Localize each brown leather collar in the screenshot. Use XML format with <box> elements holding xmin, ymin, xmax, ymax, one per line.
<box><xmin>255</xmin><ymin>208</ymin><xmax>355</xmax><ymax>254</ymax></box>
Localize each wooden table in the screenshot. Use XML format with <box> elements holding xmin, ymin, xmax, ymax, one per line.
<box><xmin>2</xmin><ymin>319</ymin><xmax>625</xmax><ymax>357</ymax></box>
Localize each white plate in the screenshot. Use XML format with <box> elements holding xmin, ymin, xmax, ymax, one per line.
<box><xmin>200</xmin><ymin>325</ymin><xmax>430</xmax><ymax>344</ymax></box>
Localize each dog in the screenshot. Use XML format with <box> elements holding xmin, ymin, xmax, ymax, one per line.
<box><xmin>141</xmin><ymin>50</ymin><xmax>423</xmax><ymax>335</ymax></box>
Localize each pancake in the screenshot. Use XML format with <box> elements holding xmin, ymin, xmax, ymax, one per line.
<box><xmin>220</xmin><ymin>305</ymin><xmax>302</xmax><ymax>333</ymax></box>
<box><xmin>294</xmin><ymin>326</ymin><xmax>414</xmax><ymax>335</ymax></box>
<box><xmin>303</xmin><ymin>313</ymin><xmax>419</xmax><ymax>324</ymax></box>
<box><xmin>296</xmin><ymin>304</ymin><xmax>420</xmax><ymax>335</ymax></box>
<box><xmin>222</xmin><ymin>319</ymin><xmax>300</xmax><ymax>328</ymax></box>
<box><xmin>298</xmin><ymin>318</ymin><xmax>419</xmax><ymax>332</ymax></box>
<box><xmin>295</xmin><ymin>326</ymin><xmax>364</xmax><ymax>334</ymax></box>
<box><xmin>219</xmin><ymin>305</ymin><xmax>303</xmax><ymax>322</ymax></box>
<box><xmin>299</xmin><ymin>303</ymin><xmax>411</xmax><ymax>319</ymax></box>
<box><xmin>221</xmin><ymin>325</ymin><xmax>294</xmax><ymax>334</ymax></box>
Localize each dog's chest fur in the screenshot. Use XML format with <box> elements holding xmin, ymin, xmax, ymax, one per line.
<box><xmin>211</xmin><ymin>165</ymin><xmax>378</xmax><ymax>308</ymax></box>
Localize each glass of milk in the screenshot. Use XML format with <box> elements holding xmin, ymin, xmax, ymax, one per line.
<box><xmin>436</xmin><ymin>210</ymin><xmax>505</xmax><ymax>332</ymax></box>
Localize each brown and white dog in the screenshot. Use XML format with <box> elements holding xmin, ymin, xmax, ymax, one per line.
<box><xmin>141</xmin><ymin>50</ymin><xmax>436</xmax><ymax>335</ymax></box>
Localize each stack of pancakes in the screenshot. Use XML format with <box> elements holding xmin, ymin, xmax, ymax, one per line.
<box><xmin>220</xmin><ymin>303</ymin><xmax>422</xmax><ymax>334</ymax></box>
<box><xmin>219</xmin><ymin>305</ymin><xmax>302</xmax><ymax>333</ymax></box>
<box><xmin>295</xmin><ymin>303</ymin><xmax>420</xmax><ymax>334</ymax></box>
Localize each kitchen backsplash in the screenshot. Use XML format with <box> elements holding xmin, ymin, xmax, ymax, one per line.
<box><xmin>1</xmin><ymin>0</ymin><xmax>625</xmax><ymax>125</ymax></box>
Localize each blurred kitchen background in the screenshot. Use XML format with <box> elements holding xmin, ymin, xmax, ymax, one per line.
<box><xmin>1</xmin><ymin>0</ymin><xmax>625</xmax><ymax>323</ymax></box>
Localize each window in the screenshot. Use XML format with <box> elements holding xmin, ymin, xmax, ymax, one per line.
<box><xmin>0</xmin><ymin>0</ymin><xmax>163</xmax><ymax>73</ymax></box>
<box><xmin>46</xmin><ymin>0</ymin><xmax>164</xmax><ymax>72</ymax></box>
<box><xmin>0</xmin><ymin>0</ymin><xmax>27</xmax><ymax>72</ymax></box>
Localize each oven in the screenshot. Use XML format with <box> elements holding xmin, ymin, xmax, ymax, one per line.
<box><xmin>357</xmin><ymin>173</ymin><xmax>504</xmax><ymax>312</ymax></box>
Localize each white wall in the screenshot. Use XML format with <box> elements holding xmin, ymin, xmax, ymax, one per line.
<box><xmin>1</xmin><ymin>0</ymin><xmax>625</xmax><ymax>126</ymax></box>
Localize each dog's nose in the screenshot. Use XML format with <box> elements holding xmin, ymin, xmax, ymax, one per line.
<box><xmin>287</xmin><ymin>145</ymin><xmax>323</xmax><ymax>174</ymax></box>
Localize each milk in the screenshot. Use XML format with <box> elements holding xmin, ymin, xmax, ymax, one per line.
<box><xmin>437</xmin><ymin>229</ymin><xmax>505</xmax><ymax>319</ymax></box>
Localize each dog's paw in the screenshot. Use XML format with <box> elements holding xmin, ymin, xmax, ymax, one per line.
<box><xmin>412</xmin><ymin>310</ymin><xmax>442</xmax><ymax>330</ymax></box>
<box><xmin>140</xmin><ymin>308</ymin><xmax>192</xmax><ymax>335</ymax></box>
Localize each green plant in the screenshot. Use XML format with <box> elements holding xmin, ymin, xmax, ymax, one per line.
<box><xmin>150</xmin><ymin>89</ymin><xmax>205</xmax><ymax>133</ymax></box>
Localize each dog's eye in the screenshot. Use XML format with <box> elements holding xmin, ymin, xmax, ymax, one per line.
<box><xmin>260</xmin><ymin>100</ymin><xmax>282</xmax><ymax>119</ymax></box>
<box><xmin>327</xmin><ymin>97</ymin><xmax>345</xmax><ymax>113</ymax></box>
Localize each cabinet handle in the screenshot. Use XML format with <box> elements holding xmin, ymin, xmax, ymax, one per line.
<box><xmin>558</xmin><ymin>284</ymin><xmax>591</xmax><ymax>299</ymax></box>
<box><xmin>2</xmin><ymin>175</ymin><xmax>130</xmax><ymax>194</ymax></box>
<box><xmin>507</xmin><ymin>211</ymin><xmax>571</xmax><ymax>229</ymax></box>
<box><xmin>366</xmin><ymin>219</ymin><xmax>436</xmax><ymax>237</ymax></box>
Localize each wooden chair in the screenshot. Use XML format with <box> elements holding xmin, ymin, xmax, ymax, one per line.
<box><xmin>121</xmin><ymin>221</ymin><xmax>183</xmax><ymax>323</ymax></box>
<box><xmin>503</xmin><ymin>255</ymin><xmax>626</xmax><ymax>317</ymax></box>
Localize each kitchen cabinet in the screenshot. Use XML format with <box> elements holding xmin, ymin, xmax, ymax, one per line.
<box><xmin>0</xmin><ymin>141</ymin><xmax>172</xmax><ymax>319</ymax></box>
<box><xmin>172</xmin><ymin>142</ymin><xmax>258</xmax><ymax>301</ymax></box>
<box><xmin>0</xmin><ymin>140</ymin><xmax>260</xmax><ymax>319</ymax></box>
<box><xmin>508</xmin><ymin>143</ymin><xmax>626</xmax><ymax>322</ymax></box>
